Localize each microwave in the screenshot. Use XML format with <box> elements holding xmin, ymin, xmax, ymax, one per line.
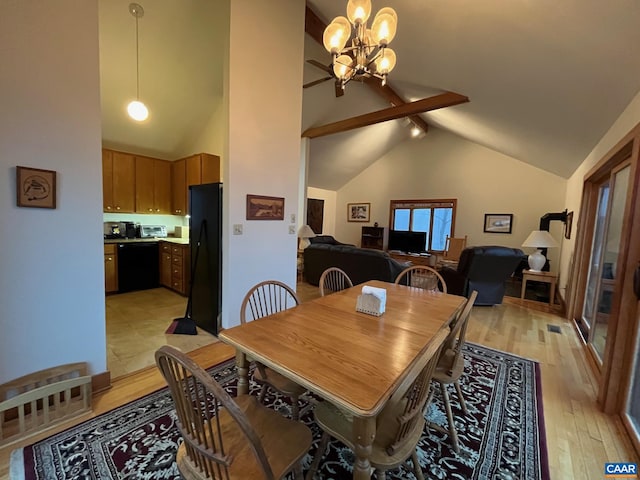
<box><xmin>140</xmin><ymin>225</ymin><xmax>167</xmax><ymax>238</ymax></box>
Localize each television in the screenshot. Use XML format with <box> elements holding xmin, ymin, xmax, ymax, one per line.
<box><xmin>388</xmin><ymin>230</ymin><xmax>427</xmax><ymax>254</ymax></box>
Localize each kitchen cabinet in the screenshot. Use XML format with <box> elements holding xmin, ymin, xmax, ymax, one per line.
<box><xmin>159</xmin><ymin>242</ymin><xmax>190</xmax><ymax>296</ymax></box>
<box><xmin>102</xmin><ymin>149</ymin><xmax>135</xmax><ymax>213</ymax></box>
<box><xmin>135</xmin><ymin>156</ymin><xmax>171</xmax><ymax>214</ymax></box>
<box><xmin>171</xmin><ymin>153</ymin><xmax>220</xmax><ymax>215</ymax></box>
<box><xmin>104</xmin><ymin>244</ymin><xmax>118</xmax><ymax>293</ymax></box>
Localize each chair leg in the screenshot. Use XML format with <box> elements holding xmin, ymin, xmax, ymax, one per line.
<box><xmin>454</xmin><ymin>380</ymin><xmax>468</xmax><ymax>415</ymax></box>
<box><xmin>306</xmin><ymin>432</ymin><xmax>330</xmax><ymax>480</ymax></box>
<box><xmin>291</xmin><ymin>395</ymin><xmax>300</xmax><ymax>421</ymax></box>
<box><xmin>293</xmin><ymin>461</ymin><xmax>303</xmax><ymax>480</ymax></box>
<box><xmin>440</xmin><ymin>382</ymin><xmax>460</xmax><ymax>453</ymax></box>
<box><xmin>257</xmin><ymin>383</ymin><xmax>268</xmax><ymax>403</ymax></box>
<box><xmin>374</xmin><ymin>469</ymin><xmax>386</xmax><ymax>480</ymax></box>
<box><xmin>411</xmin><ymin>450</ymin><xmax>425</xmax><ymax>480</ymax></box>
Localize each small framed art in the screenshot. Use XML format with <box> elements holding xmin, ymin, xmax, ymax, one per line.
<box><xmin>483</xmin><ymin>213</ymin><xmax>513</xmax><ymax>233</ymax></box>
<box><xmin>16</xmin><ymin>166</ymin><xmax>57</xmax><ymax>209</ymax></box>
<box><xmin>246</xmin><ymin>194</ymin><xmax>285</xmax><ymax>220</ymax></box>
<box><xmin>347</xmin><ymin>203</ymin><xmax>370</xmax><ymax>222</ymax></box>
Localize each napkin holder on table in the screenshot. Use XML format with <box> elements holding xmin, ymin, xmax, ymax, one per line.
<box><xmin>356</xmin><ymin>285</ymin><xmax>386</xmax><ymax>316</ymax></box>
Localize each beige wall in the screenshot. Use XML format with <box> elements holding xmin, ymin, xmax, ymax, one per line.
<box><xmin>559</xmin><ymin>90</ymin><xmax>640</xmax><ymax>298</ymax></box>
<box><xmin>222</xmin><ymin>0</ymin><xmax>305</xmax><ymax>328</ymax></box>
<box><xmin>0</xmin><ymin>0</ymin><xmax>105</xmax><ymax>383</ymax></box>
<box><xmin>306</xmin><ymin>187</ymin><xmax>337</xmax><ymax>236</ymax></box>
<box><xmin>335</xmin><ymin>127</ymin><xmax>567</xmax><ymax>269</ymax></box>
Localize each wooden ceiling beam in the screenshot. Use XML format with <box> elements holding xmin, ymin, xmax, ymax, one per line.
<box><xmin>304</xmin><ymin>3</ymin><xmax>431</xmax><ymax>134</ymax></box>
<box><xmin>302</xmin><ymin>92</ymin><xmax>469</xmax><ymax>138</ymax></box>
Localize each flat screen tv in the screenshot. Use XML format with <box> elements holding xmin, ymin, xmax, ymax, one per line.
<box><xmin>388</xmin><ymin>230</ymin><xmax>427</xmax><ymax>254</ymax></box>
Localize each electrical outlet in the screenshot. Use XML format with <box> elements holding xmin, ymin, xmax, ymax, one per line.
<box><xmin>233</xmin><ymin>224</ymin><xmax>243</xmax><ymax>235</ymax></box>
<box><xmin>288</xmin><ymin>225</ymin><xmax>296</xmax><ymax>234</ymax></box>
<box><xmin>290</xmin><ymin>214</ymin><xmax>296</xmax><ymax>223</ymax></box>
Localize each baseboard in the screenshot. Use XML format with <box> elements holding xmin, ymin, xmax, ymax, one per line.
<box><xmin>91</xmin><ymin>370</ymin><xmax>111</xmax><ymax>394</ymax></box>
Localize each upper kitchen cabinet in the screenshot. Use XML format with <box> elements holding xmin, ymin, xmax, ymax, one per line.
<box><xmin>172</xmin><ymin>153</ymin><xmax>220</xmax><ymax>215</ymax></box>
<box><xmin>135</xmin><ymin>156</ymin><xmax>171</xmax><ymax>214</ymax></box>
<box><xmin>102</xmin><ymin>149</ymin><xmax>135</xmax><ymax>213</ymax></box>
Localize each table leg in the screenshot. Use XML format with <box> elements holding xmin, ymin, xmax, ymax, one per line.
<box><xmin>235</xmin><ymin>351</ymin><xmax>249</xmax><ymax>396</ymax></box>
<box><xmin>352</xmin><ymin>416</ymin><xmax>375</xmax><ymax>479</ymax></box>
<box><xmin>520</xmin><ymin>276</ymin><xmax>527</xmax><ymax>300</ymax></box>
<box><xmin>549</xmin><ymin>280</ymin><xmax>556</xmax><ymax>306</ymax></box>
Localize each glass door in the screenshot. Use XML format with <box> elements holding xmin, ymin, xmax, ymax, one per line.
<box><xmin>628</xmin><ymin>328</ymin><xmax>640</xmax><ymax>446</ymax></box>
<box><xmin>580</xmin><ymin>164</ymin><xmax>631</xmax><ymax>362</ymax></box>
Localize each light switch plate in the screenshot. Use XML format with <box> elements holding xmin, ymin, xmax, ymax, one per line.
<box><xmin>290</xmin><ymin>214</ymin><xmax>296</xmax><ymax>223</ymax></box>
<box><xmin>288</xmin><ymin>225</ymin><xmax>296</xmax><ymax>234</ymax></box>
<box><xmin>233</xmin><ymin>224</ymin><xmax>243</xmax><ymax>235</ymax></box>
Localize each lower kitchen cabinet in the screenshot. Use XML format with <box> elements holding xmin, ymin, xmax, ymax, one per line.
<box><xmin>159</xmin><ymin>242</ymin><xmax>190</xmax><ymax>296</ymax></box>
<box><xmin>104</xmin><ymin>244</ymin><xmax>118</xmax><ymax>293</ymax></box>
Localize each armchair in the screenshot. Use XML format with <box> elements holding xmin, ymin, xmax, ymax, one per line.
<box><xmin>439</xmin><ymin>246</ymin><xmax>526</xmax><ymax>305</ymax></box>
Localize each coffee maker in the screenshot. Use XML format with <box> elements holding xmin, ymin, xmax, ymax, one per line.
<box><xmin>118</xmin><ymin>221</ymin><xmax>137</xmax><ymax>239</ymax></box>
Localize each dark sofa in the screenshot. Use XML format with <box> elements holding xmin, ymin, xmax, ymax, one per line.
<box><xmin>439</xmin><ymin>245</ymin><xmax>526</xmax><ymax>305</ymax></box>
<box><xmin>303</xmin><ymin>243</ymin><xmax>409</xmax><ymax>286</ymax></box>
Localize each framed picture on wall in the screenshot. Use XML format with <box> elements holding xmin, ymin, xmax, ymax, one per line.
<box><xmin>483</xmin><ymin>213</ymin><xmax>513</xmax><ymax>233</ymax></box>
<box><xmin>347</xmin><ymin>203</ymin><xmax>370</xmax><ymax>222</ymax></box>
<box><xmin>16</xmin><ymin>166</ymin><xmax>57</xmax><ymax>209</ymax></box>
<box><xmin>246</xmin><ymin>194</ymin><xmax>285</xmax><ymax>220</ymax></box>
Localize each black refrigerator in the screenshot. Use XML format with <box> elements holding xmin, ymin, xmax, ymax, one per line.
<box><xmin>189</xmin><ymin>183</ymin><xmax>222</xmax><ymax>335</ymax></box>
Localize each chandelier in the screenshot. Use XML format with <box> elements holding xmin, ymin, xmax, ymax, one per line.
<box><xmin>322</xmin><ymin>0</ymin><xmax>398</xmax><ymax>90</ymax></box>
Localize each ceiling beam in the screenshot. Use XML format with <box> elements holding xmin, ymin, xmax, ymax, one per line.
<box><xmin>304</xmin><ymin>3</ymin><xmax>431</xmax><ymax>134</ymax></box>
<box><xmin>302</xmin><ymin>92</ymin><xmax>469</xmax><ymax>138</ymax></box>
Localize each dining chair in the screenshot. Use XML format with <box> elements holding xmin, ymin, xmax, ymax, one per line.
<box><xmin>443</xmin><ymin>235</ymin><xmax>467</xmax><ymax>262</ymax></box>
<box><xmin>306</xmin><ymin>328</ymin><xmax>449</xmax><ymax>480</ymax></box>
<box><xmin>318</xmin><ymin>267</ymin><xmax>353</xmax><ymax>296</ymax></box>
<box><xmin>426</xmin><ymin>290</ymin><xmax>477</xmax><ymax>453</ymax></box>
<box><xmin>155</xmin><ymin>345</ymin><xmax>312</xmax><ymax>480</ymax></box>
<box><xmin>395</xmin><ymin>265</ymin><xmax>448</xmax><ymax>293</ymax></box>
<box><xmin>240</xmin><ymin>280</ymin><xmax>307</xmax><ymax>420</ymax></box>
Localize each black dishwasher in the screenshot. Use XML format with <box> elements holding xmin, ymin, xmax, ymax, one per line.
<box><xmin>117</xmin><ymin>242</ymin><xmax>160</xmax><ymax>293</ymax></box>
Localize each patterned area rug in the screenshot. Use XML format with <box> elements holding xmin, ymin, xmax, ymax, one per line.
<box><xmin>10</xmin><ymin>343</ymin><xmax>549</xmax><ymax>480</ymax></box>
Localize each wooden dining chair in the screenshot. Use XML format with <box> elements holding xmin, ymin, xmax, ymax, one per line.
<box><xmin>395</xmin><ymin>265</ymin><xmax>448</xmax><ymax>293</ymax></box>
<box><xmin>240</xmin><ymin>280</ymin><xmax>307</xmax><ymax>420</ymax></box>
<box><xmin>318</xmin><ymin>267</ymin><xmax>353</xmax><ymax>296</ymax></box>
<box><xmin>444</xmin><ymin>235</ymin><xmax>467</xmax><ymax>262</ymax></box>
<box><xmin>155</xmin><ymin>346</ymin><xmax>312</xmax><ymax>480</ymax></box>
<box><xmin>306</xmin><ymin>328</ymin><xmax>449</xmax><ymax>480</ymax></box>
<box><xmin>426</xmin><ymin>290</ymin><xmax>477</xmax><ymax>453</ymax></box>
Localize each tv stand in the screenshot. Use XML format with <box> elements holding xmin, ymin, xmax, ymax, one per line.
<box><xmin>387</xmin><ymin>251</ymin><xmax>435</xmax><ymax>267</ymax></box>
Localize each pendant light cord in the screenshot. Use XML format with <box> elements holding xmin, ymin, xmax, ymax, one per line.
<box><xmin>135</xmin><ymin>14</ymin><xmax>140</xmax><ymax>100</ymax></box>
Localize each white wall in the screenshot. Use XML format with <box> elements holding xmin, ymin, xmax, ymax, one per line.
<box><xmin>307</xmin><ymin>187</ymin><xmax>337</xmax><ymax>236</ymax></box>
<box><xmin>0</xmin><ymin>0</ymin><xmax>105</xmax><ymax>383</ymax></box>
<box><xmin>222</xmin><ymin>0</ymin><xmax>305</xmax><ymax>328</ymax></box>
<box><xmin>181</xmin><ymin>99</ymin><xmax>226</xmax><ymax>179</ymax></box>
<box><xmin>335</xmin><ymin>128</ymin><xmax>567</xmax><ymax>270</ymax></box>
<box><xmin>559</xmin><ymin>90</ymin><xmax>640</xmax><ymax>297</ymax></box>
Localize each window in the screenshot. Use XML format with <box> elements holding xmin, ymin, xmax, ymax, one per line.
<box><xmin>389</xmin><ymin>199</ymin><xmax>457</xmax><ymax>252</ymax></box>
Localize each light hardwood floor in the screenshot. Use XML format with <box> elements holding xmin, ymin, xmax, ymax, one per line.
<box><xmin>1</xmin><ymin>283</ymin><xmax>638</xmax><ymax>479</ymax></box>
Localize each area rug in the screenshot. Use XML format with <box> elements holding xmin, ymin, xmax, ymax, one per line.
<box><xmin>10</xmin><ymin>343</ymin><xmax>549</xmax><ymax>480</ymax></box>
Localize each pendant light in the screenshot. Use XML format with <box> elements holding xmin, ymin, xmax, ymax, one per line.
<box><xmin>127</xmin><ymin>3</ymin><xmax>149</xmax><ymax>122</ymax></box>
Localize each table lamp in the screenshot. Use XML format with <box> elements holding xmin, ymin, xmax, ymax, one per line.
<box><xmin>522</xmin><ymin>230</ymin><xmax>558</xmax><ymax>272</ymax></box>
<box><xmin>298</xmin><ymin>225</ymin><xmax>315</xmax><ymax>250</ymax></box>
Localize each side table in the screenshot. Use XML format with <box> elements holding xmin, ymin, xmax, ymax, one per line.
<box><xmin>521</xmin><ymin>269</ymin><xmax>557</xmax><ymax>305</ymax></box>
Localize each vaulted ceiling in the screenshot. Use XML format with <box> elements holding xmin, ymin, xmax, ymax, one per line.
<box><xmin>99</xmin><ymin>0</ymin><xmax>640</xmax><ymax>191</ymax></box>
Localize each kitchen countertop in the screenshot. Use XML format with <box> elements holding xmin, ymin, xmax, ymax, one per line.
<box><xmin>104</xmin><ymin>237</ymin><xmax>189</xmax><ymax>245</ymax></box>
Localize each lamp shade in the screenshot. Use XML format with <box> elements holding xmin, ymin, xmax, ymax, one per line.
<box><xmin>298</xmin><ymin>225</ymin><xmax>315</xmax><ymax>250</ymax></box>
<box><xmin>522</xmin><ymin>230</ymin><xmax>558</xmax><ymax>248</ymax></box>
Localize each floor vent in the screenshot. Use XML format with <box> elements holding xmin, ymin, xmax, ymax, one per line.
<box><xmin>547</xmin><ymin>324</ymin><xmax>562</xmax><ymax>334</ymax></box>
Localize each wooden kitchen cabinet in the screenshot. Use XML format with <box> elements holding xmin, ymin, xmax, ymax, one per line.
<box><xmin>102</xmin><ymin>149</ymin><xmax>135</xmax><ymax>213</ymax></box>
<box><xmin>135</xmin><ymin>156</ymin><xmax>171</xmax><ymax>214</ymax></box>
<box><xmin>171</xmin><ymin>153</ymin><xmax>220</xmax><ymax>215</ymax></box>
<box><xmin>104</xmin><ymin>244</ymin><xmax>118</xmax><ymax>293</ymax></box>
<box><xmin>159</xmin><ymin>242</ymin><xmax>190</xmax><ymax>296</ymax></box>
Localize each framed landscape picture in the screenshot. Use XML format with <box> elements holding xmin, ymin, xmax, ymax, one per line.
<box><xmin>246</xmin><ymin>194</ymin><xmax>285</xmax><ymax>220</ymax></box>
<box><xmin>347</xmin><ymin>202</ymin><xmax>370</xmax><ymax>222</ymax></box>
<box><xmin>483</xmin><ymin>213</ymin><xmax>513</xmax><ymax>233</ymax></box>
<box><xmin>16</xmin><ymin>166</ymin><xmax>57</xmax><ymax>209</ymax></box>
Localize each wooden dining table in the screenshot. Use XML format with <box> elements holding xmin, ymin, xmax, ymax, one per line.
<box><xmin>218</xmin><ymin>280</ymin><xmax>466</xmax><ymax>479</ymax></box>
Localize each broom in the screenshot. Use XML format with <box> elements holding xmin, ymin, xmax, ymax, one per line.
<box><xmin>165</xmin><ymin>220</ymin><xmax>207</xmax><ymax>335</ymax></box>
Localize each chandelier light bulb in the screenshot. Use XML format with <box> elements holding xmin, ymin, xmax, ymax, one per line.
<box><xmin>333</xmin><ymin>54</ymin><xmax>355</xmax><ymax>80</ymax></box>
<box><xmin>374</xmin><ymin>48</ymin><xmax>396</xmax><ymax>74</ymax></box>
<box><xmin>371</xmin><ymin>7</ymin><xmax>397</xmax><ymax>45</ymax></box>
<box><xmin>127</xmin><ymin>100</ymin><xmax>149</xmax><ymax>121</ymax></box>
<box><xmin>347</xmin><ymin>0</ymin><xmax>372</xmax><ymax>25</ymax></box>
<box><xmin>323</xmin><ymin>16</ymin><xmax>351</xmax><ymax>54</ymax></box>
